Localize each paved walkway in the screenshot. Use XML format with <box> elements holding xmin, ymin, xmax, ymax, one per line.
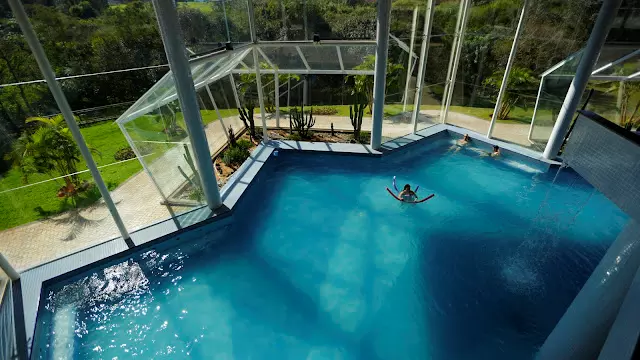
<box><xmin>0</xmin><ymin>111</ymin><xmax>549</xmax><ymax>271</ymax></box>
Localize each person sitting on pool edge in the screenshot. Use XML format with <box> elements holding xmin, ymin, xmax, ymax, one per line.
<box><xmin>459</xmin><ymin>134</ymin><xmax>471</xmax><ymax>145</ymax></box>
<box><xmin>450</xmin><ymin>133</ymin><xmax>472</xmax><ymax>152</ymax></box>
<box><xmin>491</xmin><ymin>145</ymin><xmax>501</xmax><ymax>157</ymax></box>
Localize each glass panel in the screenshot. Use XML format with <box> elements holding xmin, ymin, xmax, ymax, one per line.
<box><xmin>339</xmin><ymin>45</ymin><xmax>376</xmax><ymax>70</ymax></box>
<box><xmin>491</xmin><ymin>0</ymin><xmax>604</xmax><ymax>151</ymax></box>
<box><xmin>300</xmin><ymin>46</ymin><xmax>341</xmax><ymax>70</ymax></box>
<box><xmin>307</xmin><ymin>0</ymin><xmax>377</xmax><ymax>40</ymax></box>
<box><xmin>446</xmin><ymin>0</ymin><xmax>524</xmax><ymax>136</ymax></box>
<box><xmin>261</xmin><ymin>46</ymin><xmax>307</xmax><ymax>71</ymax></box>
<box><xmin>0</xmin><ymin>115</ymin><xmax>122</xmax><ymax>270</ymax></box>
<box><xmin>382</xmin><ymin>42</ymin><xmax>414</xmax><ymax>143</ymax></box>
<box><xmin>178</xmin><ymin>0</ymin><xmax>252</xmax><ymax>51</ymax></box>
<box><xmin>593</xmin><ymin>48</ymin><xmax>640</xmax><ymax>77</ymax></box>
<box><xmin>122</xmin><ymin>99</ymin><xmax>205</xmax><ymax>206</ymax></box>
<box><xmin>416</xmin><ymin>0</ymin><xmax>462</xmax><ymax>132</ymax></box>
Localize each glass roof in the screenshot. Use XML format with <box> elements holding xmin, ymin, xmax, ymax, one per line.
<box><xmin>542</xmin><ymin>45</ymin><xmax>640</xmax><ymax>81</ymax></box>
<box><xmin>118</xmin><ymin>39</ymin><xmax>413</xmax><ymax>124</ymax></box>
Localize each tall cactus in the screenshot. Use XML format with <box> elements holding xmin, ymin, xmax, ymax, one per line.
<box><xmin>238</xmin><ymin>104</ymin><xmax>256</xmax><ymax>140</ymax></box>
<box><xmin>350</xmin><ymin>100</ymin><xmax>366</xmax><ymax>140</ymax></box>
<box><xmin>177</xmin><ymin>144</ymin><xmax>203</xmax><ymax>201</ymax></box>
<box><xmin>289</xmin><ymin>104</ymin><xmax>316</xmax><ymax>138</ymax></box>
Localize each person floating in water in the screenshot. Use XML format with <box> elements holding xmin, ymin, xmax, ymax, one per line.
<box><xmin>399</xmin><ymin>184</ymin><xmax>418</xmax><ymax>201</ymax></box>
<box><xmin>386</xmin><ymin>180</ymin><xmax>435</xmax><ymax>203</ymax></box>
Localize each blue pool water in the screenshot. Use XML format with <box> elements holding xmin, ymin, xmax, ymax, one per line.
<box><xmin>34</xmin><ymin>135</ymin><xmax>628</xmax><ymax>359</ymax></box>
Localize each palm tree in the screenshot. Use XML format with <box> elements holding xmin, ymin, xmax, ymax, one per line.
<box><xmin>484</xmin><ymin>67</ymin><xmax>538</xmax><ymax>120</ymax></box>
<box><xmin>6</xmin><ymin>114</ymin><xmax>96</xmax><ymax>198</ymax></box>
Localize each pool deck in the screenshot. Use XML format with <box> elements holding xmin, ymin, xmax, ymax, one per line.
<box><xmin>14</xmin><ymin>123</ymin><xmax>559</xmax><ymax>355</ymax></box>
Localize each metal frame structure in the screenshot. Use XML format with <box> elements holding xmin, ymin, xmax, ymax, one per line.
<box><xmin>440</xmin><ymin>0</ymin><xmax>471</xmax><ymax>124</ymax></box>
<box><xmin>528</xmin><ymin>47</ymin><xmax>640</xmax><ymax>142</ymax></box>
<box><xmin>486</xmin><ymin>0</ymin><xmax>529</xmax><ymax>138</ymax></box>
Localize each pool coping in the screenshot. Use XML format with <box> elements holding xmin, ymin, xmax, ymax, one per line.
<box><xmin>18</xmin><ymin>124</ymin><xmax>558</xmax><ymax>356</ymax></box>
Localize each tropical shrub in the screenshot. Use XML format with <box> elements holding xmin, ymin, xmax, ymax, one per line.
<box><xmin>222</xmin><ymin>146</ymin><xmax>250</xmax><ymax>168</ymax></box>
<box><xmin>484</xmin><ymin>67</ymin><xmax>538</xmax><ymax>120</ymax></box>
<box><xmin>313</xmin><ymin>106</ymin><xmax>339</xmax><ymax>115</ymax></box>
<box><xmin>5</xmin><ymin>115</ymin><xmax>98</xmax><ymax>198</ymax></box>
<box><xmin>114</xmin><ymin>147</ymin><xmax>135</xmax><ymax>161</ymax></box>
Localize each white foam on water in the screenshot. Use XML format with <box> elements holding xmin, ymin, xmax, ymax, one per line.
<box><xmin>51</xmin><ymin>305</ymin><xmax>76</xmax><ymax>360</ymax></box>
<box><xmin>501</xmin><ymin>256</ymin><xmax>544</xmax><ymax>295</ymax></box>
<box><xmin>319</xmin><ymin>211</ymin><xmax>367</xmax><ymax>333</ymax></box>
<box><xmin>502</xmin><ymin>159</ymin><xmax>543</xmax><ymax>174</ymax></box>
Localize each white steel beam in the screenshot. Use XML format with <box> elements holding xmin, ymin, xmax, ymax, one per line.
<box><xmin>487</xmin><ymin>0</ymin><xmax>529</xmax><ymax>138</ymax></box>
<box><xmin>441</xmin><ymin>0</ymin><xmax>471</xmax><ymax>124</ymax></box>
<box><xmin>411</xmin><ymin>0</ymin><xmax>436</xmax><ymax>132</ymax></box>
<box><xmin>9</xmin><ymin>0</ymin><xmax>131</xmax><ymax>239</ymax></box>
<box><xmin>542</xmin><ymin>0</ymin><xmax>623</xmax><ymax>160</ymax></box>
<box><xmin>439</xmin><ymin>0</ymin><xmax>467</xmax><ymax>122</ymax></box>
<box><xmin>206</xmin><ymin>84</ymin><xmax>231</xmax><ymax>143</ymax></box>
<box><xmin>527</xmin><ymin>76</ymin><xmax>545</xmax><ymax>142</ymax></box>
<box><xmin>296</xmin><ymin>46</ymin><xmax>311</xmax><ymax>70</ymax></box>
<box><xmin>232</xmin><ymin>69</ymin><xmax>374</xmax><ymax>75</ymax></box>
<box><xmin>229</xmin><ymin>74</ymin><xmax>241</xmax><ymax>108</ymax></box>
<box><xmin>403</xmin><ymin>6</ymin><xmax>419</xmax><ymax>112</ymax></box>
<box><xmin>152</xmin><ymin>0</ymin><xmax>222</xmax><ymax>209</ymax></box>
<box><xmin>336</xmin><ymin>46</ymin><xmax>345</xmax><ymax>71</ymax></box>
<box><xmin>591</xmin><ymin>48</ymin><xmax>640</xmax><ymax>75</ymax></box>
<box><xmin>370</xmin><ymin>0</ymin><xmax>392</xmax><ymax>149</ymax></box>
<box><xmin>252</xmin><ymin>47</ymin><xmax>269</xmax><ymax>140</ymax></box>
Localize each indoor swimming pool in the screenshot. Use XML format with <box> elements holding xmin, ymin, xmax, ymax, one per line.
<box><xmin>33</xmin><ymin>135</ymin><xmax>629</xmax><ymax>359</ymax></box>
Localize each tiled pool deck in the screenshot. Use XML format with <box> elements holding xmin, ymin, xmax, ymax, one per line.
<box><xmin>16</xmin><ymin>124</ymin><xmax>560</xmax><ymax>354</ymax></box>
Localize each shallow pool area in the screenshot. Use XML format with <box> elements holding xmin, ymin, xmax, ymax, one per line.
<box><xmin>33</xmin><ymin>135</ymin><xmax>629</xmax><ymax>359</ymax></box>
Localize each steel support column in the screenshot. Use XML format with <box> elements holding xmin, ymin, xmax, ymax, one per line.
<box><xmin>370</xmin><ymin>0</ymin><xmax>393</xmax><ymax>149</ymax></box>
<box><xmin>543</xmin><ymin>0</ymin><xmax>623</xmax><ymax>159</ymax></box>
<box><xmin>411</xmin><ymin>0</ymin><xmax>436</xmax><ymax>133</ymax></box>
<box><xmin>9</xmin><ymin>0</ymin><xmax>131</xmax><ymax>239</ymax></box>
<box><xmin>152</xmin><ymin>0</ymin><xmax>222</xmax><ymax>209</ymax></box>
<box><xmin>487</xmin><ymin>0</ymin><xmax>529</xmax><ymax>138</ymax></box>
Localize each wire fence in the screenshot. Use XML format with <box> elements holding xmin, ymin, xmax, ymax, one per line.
<box><xmin>0</xmin><ymin>280</ymin><xmax>17</xmax><ymax>360</ymax></box>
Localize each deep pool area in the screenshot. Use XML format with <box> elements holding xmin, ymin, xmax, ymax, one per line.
<box><xmin>33</xmin><ymin>135</ymin><xmax>629</xmax><ymax>359</ymax></box>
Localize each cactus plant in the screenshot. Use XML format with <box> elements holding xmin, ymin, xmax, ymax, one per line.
<box><xmin>177</xmin><ymin>144</ymin><xmax>203</xmax><ymax>201</ymax></box>
<box><xmin>238</xmin><ymin>104</ymin><xmax>256</xmax><ymax>140</ymax></box>
<box><xmin>228</xmin><ymin>125</ymin><xmax>237</xmax><ymax>147</ymax></box>
<box><xmin>350</xmin><ymin>100</ymin><xmax>366</xmax><ymax>140</ymax></box>
<box><xmin>289</xmin><ymin>104</ymin><xmax>315</xmax><ymax>138</ymax></box>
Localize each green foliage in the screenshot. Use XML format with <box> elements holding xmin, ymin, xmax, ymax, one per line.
<box><xmin>287</xmin><ymin>133</ymin><xmax>304</xmax><ymax>141</ymax></box>
<box><xmin>483</xmin><ymin>67</ymin><xmax>538</xmax><ymax>120</ymax></box>
<box><xmin>222</xmin><ymin>145</ymin><xmax>250</xmax><ymax>168</ymax></box>
<box><xmin>350</xmin><ymin>98</ymin><xmax>366</xmax><ymax>139</ymax></box>
<box><xmin>313</xmin><ymin>106</ymin><xmax>339</xmax><ymax>115</ymax></box>
<box><xmin>347</xmin><ymin>55</ymin><xmax>404</xmax><ymax>112</ymax></box>
<box><xmin>289</xmin><ymin>104</ymin><xmax>316</xmax><ymax>138</ymax></box>
<box><xmin>238</xmin><ymin>105</ymin><xmax>257</xmax><ymax>139</ymax></box>
<box><xmin>113</xmin><ymin>146</ymin><xmax>135</xmax><ymax>161</ymax></box>
<box><xmin>607</xmin><ymin>81</ymin><xmax>640</xmax><ymax>131</ymax></box>
<box><xmin>5</xmin><ymin>115</ymin><xmax>90</xmax><ymax>194</ymax></box>
<box><xmin>235</xmin><ymin>139</ymin><xmax>252</xmax><ymax>151</ymax></box>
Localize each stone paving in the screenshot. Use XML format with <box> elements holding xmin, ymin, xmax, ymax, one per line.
<box><xmin>0</xmin><ymin>111</ymin><xmax>550</xmax><ymax>271</ymax></box>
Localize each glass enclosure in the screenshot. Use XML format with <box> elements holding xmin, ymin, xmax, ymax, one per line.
<box><xmin>525</xmin><ymin>45</ymin><xmax>640</xmax><ymax>151</ymax></box>
<box><xmin>1</xmin><ymin>0</ymin><xmax>638</xmax><ymax>272</ymax></box>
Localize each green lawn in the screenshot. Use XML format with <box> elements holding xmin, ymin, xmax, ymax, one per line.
<box><xmin>280</xmin><ymin>104</ymin><xmax>553</xmax><ymax>125</ymax></box>
<box><xmin>0</xmin><ymin>109</ymin><xmax>233</xmax><ymax>231</ymax></box>
<box><xmin>0</xmin><ymin>104</ymin><xmax>547</xmax><ymax>231</ymax></box>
